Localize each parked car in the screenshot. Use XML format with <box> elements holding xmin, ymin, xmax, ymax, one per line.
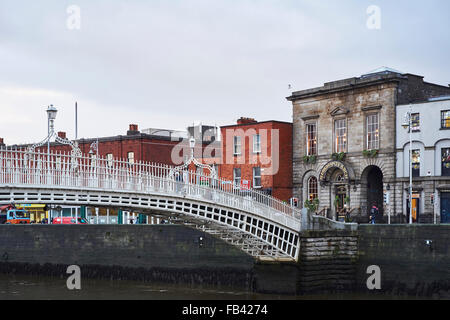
<box><xmin>51</xmin><ymin>217</ymin><xmax>88</xmax><ymax>224</ymax></box>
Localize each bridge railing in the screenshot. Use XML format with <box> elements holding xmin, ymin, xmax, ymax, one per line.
<box><xmin>0</xmin><ymin>148</ymin><xmax>301</xmax><ymax>221</ymax></box>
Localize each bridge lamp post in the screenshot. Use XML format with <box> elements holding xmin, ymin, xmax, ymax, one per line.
<box><xmin>402</xmin><ymin>104</ymin><xmax>413</xmax><ymax>225</ymax></box>
<box><xmin>46</xmin><ymin>105</ymin><xmax>58</xmax><ymax>153</ymax></box>
<box><xmin>46</xmin><ymin>105</ymin><xmax>57</xmax><ymax>224</ymax></box>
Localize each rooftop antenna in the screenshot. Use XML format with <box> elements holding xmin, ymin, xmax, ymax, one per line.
<box><xmin>75</xmin><ymin>102</ymin><xmax>78</xmax><ymax>140</ymax></box>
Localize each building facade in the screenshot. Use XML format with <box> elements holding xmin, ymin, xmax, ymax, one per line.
<box><xmin>219</xmin><ymin>117</ymin><xmax>293</xmax><ymax>202</ymax></box>
<box><xmin>288</xmin><ymin>68</ymin><xmax>450</xmax><ymax>223</ymax></box>
<box><xmin>396</xmin><ymin>97</ymin><xmax>450</xmax><ymax>224</ymax></box>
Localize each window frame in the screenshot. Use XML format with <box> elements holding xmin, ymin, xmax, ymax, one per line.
<box><xmin>253</xmin><ymin>167</ymin><xmax>262</xmax><ymax>189</ymax></box>
<box><xmin>441</xmin><ymin>148</ymin><xmax>450</xmax><ymax>176</ymax></box>
<box><xmin>233</xmin><ymin>136</ymin><xmax>242</xmax><ymax>156</ymax></box>
<box><xmin>306</xmin><ymin>122</ymin><xmax>318</xmax><ymax>156</ymax></box>
<box><xmin>441</xmin><ymin>110</ymin><xmax>450</xmax><ymax>129</ymax></box>
<box><xmin>334</xmin><ymin>118</ymin><xmax>347</xmax><ymax>153</ymax></box>
<box><xmin>411</xmin><ymin>113</ymin><xmax>420</xmax><ymax>132</ymax></box>
<box><xmin>127</xmin><ymin>151</ymin><xmax>135</xmax><ymax>165</ymax></box>
<box><xmin>307</xmin><ymin>176</ymin><xmax>318</xmax><ymax>201</ymax></box>
<box><xmin>411</xmin><ymin>149</ymin><xmax>420</xmax><ymax>177</ymax></box>
<box><xmin>233</xmin><ymin>168</ymin><xmax>241</xmax><ymax>187</ymax></box>
<box><xmin>253</xmin><ymin>134</ymin><xmax>261</xmax><ymax>154</ymax></box>
<box><xmin>366</xmin><ymin>113</ymin><xmax>380</xmax><ymax>151</ymax></box>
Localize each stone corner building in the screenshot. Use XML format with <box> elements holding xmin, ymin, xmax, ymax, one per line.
<box><xmin>287</xmin><ymin>68</ymin><xmax>450</xmax><ymax>223</ymax></box>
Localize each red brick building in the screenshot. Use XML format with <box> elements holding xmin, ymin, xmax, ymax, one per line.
<box><xmin>218</xmin><ymin>117</ymin><xmax>293</xmax><ymax>202</ymax></box>
<box><xmin>10</xmin><ymin>124</ymin><xmax>190</xmax><ymax>166</ymax></box>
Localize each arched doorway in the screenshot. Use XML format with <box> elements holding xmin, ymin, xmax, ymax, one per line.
<box><xmin>331</xmin><ymin>169</ymin><xmax>347</xmax><ymax>216</ymax></box>
<box><xmin>319</xmin><ymin>161</ymin><xmax>355</xmax><ymax>220</ymax></box>
<box><xmin>362</xmin><ymin>166</ymin><xmax>384</xmax><ymax>218</ymax></box>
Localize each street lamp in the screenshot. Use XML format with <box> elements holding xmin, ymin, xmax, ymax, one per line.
<box><xmin>46</xmin><ymin>105</ymin><xmax>58</xmax><ymax>156</ymax></box>
<box><xmin>46</xmin><ymin>105</ymin><xmax>57</xmax><ymax>224</ymax></box>
<box><xmin>402</xmin><ymin>104</ymin><xmax>413</xmax><ymax>225</ymax></box>
<box><xmin>25</xmin><ymin>105</ymin><xmax>82</xmax><ymax>224</ymax></box>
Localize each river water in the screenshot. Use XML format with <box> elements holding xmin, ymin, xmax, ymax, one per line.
<box><xmin>0</xmin><ymin>274</ymin><xmax>420</xmax><ymax>300</ymax></box>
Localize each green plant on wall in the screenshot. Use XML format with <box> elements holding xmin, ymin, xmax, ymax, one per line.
<box><xmin>363</xmin><ymin>149</ymin><xmax>379</xmax><ymax>158</ymax></box>
<box><xmin>303</xmin><ymin>155</ymin><xmax>317</xmax><ymax>165</ymax></box>
<box><xmin>332</xmin><ymin>152</ymin><xmax>346</xmax><ymax>162</ymax></box>
<box><xmin>344</xmin><ymin>195</ymin><xmax>350</xmax><ymax>205</ymax></box>
<box><xmin>304</xmin><ymin>198</ymin><xmax>319</xmax><ymax>213</ymax></box>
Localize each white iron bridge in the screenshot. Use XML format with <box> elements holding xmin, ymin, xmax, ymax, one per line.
<box><xmin>0</xmin><ymin>149</ymin><xmax>303</xmax><ymax>262</ymax></box>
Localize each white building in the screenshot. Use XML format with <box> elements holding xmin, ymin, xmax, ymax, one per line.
<box><xmin>396</xmin><ymin>96</ymin><xmax>450</xmax><ymax>224</ymax></box>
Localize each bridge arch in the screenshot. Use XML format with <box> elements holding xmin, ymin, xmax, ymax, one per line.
<box><xmin>0</xmin><ymin>148</ymin><xmax>302</xmax><ymax>261</ymax></box>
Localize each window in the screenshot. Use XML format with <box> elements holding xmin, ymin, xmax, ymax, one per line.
<box><xmin>253</xmin><ymin>134</ymin><xmax>261</xmax><ymax>153</ymax></box>
<box><xmin>442</xmin><ymin>148</ymin><xmax>450</xmax><ymax>176</ymax></box>
<box><xmin>233</xmin><ymin>168</ymin><xmax>241</xmax><ymax>186</ymax></box>
<box><xmin>411</xmin><ymin>113</ymin><xmax>420</xmax><ymax>132</ymax></box>
<box><xmin>366</xmin><ymin>114</ymin><xmax>379</xmax><ymax>150</ymax></box>
<box><xmin>308</xmin><ymin>177</ymin><xmax>318</xmax><ymax>201</ymax></box>
<box><xmin>306</xmin><ymin>123</ymin><xmax>317</xmax><ymax>156</ymax></box>
<box><xmin>441</xmin><ymin>110</ymin><xmax>450</xmax><ymax>129</ymax></box>
<box><xmin>253</xmin><ymin>167</ymin><xmax>261</xmax><ymax>188</ymax></box>
<box><xmin>334</xmin><ymin>119</ymin><xmax>347</xmax><ymax>153</ymax></box>
<box><xmin>106</xmin><ymin>153</ymin><xmax>114</xmax><ymax>167</ymax></box>
<box><xmin>412</xmin><ymin>150</ymin><xmax>420</xmax><ymax>177</ymax></box>
<box><xmin>127</xmin><ymin>152</ymin><xmax>135</xmax><ymax>165</ymax></box>
<box><xmin>233</xmin><ymin>136</ymin><xmax>241</xmax><ymax>155</ymax></box>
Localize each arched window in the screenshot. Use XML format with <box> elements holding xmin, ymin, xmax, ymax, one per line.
<box><xmin>308</xmin><ymin>177</ymin><xmax>318</xmax><ymax>201</ymax></box>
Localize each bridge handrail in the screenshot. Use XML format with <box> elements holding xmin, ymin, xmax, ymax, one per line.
<box><xmin>0</xmin><ymin>148</ymin><xmax>301</xmax><ymax>221</ymax></box>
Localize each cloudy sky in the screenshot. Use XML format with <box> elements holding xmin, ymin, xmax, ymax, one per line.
<box><xmin>1</xmin><ymin>0</ymin><xmax>449</xmax><ymax>145</ymax></box>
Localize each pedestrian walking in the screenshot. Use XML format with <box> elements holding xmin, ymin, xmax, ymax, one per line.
<box><xmin>369</xmin><ymin>202</ymin><xmax>379</xmax><ymax>224</ymax></box>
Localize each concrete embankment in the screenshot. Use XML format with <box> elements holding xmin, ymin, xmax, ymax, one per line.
<box><xmin>357</xmin><ymin>225</ymin><xmax>450</xmax><ymax>298</ymax></box>
<box><xmin>0</xmin><ymin>225</ymin><xmax>255</xmax><ymax>290</ymax></box>
<box><xmin>0</xmin><ymin>224</ymin><xmax>449</xmax><ymax>297</ymax></box>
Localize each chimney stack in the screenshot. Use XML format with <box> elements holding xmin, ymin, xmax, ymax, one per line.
<box><xmin>57</xmin><ymin>132</ymin><xmax>67</xmax><ymax>139</ymax></box>
<box><xmin>127</xmin><ymin>124</ymin><xmax>140</xmax><ymax>136</ymax></box>
<box><xmin>237</xmin><ymin>117</ymin><xmax>257</xmax><ymax>125</ymax></box>
<box><xmin>0</xmin><ymin>138</ymin><xmax>4</xmax><ymax>146</ymax></box>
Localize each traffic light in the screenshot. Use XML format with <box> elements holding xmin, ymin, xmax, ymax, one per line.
<box><xmin>383</xmin><ymin>192</ymin><xmax>390</xmax><ymax>204</ymax></box>
<box><xmin>290</xmin><ymin>198</ymin><xmax>299</xmax><ymax>207</ymax></box>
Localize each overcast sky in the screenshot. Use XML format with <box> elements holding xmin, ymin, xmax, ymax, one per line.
<box><xmin>1</xmin><ymin>0</ymin><xmax>449</xmax><ymax>145</ymax></box>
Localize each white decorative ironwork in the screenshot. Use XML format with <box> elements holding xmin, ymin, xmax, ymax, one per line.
<box><xmin>169</xmin><ymin>136</ymin><xmax>217</xmax><ymax>181</ymax></box>
<box><xmin>27</xmin><ymin>104</ymin><xmax>81</xmax><ymax>161</ymax></box>
<box><xmin>0</xmin><ymin>148</ymin><xmax>302</xmax><ymax>260</ymax></box>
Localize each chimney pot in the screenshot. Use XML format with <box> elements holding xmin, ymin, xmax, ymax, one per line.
<box><xmin>237</xmin><ymin>117</ymin><xmax>257</xmax><ymax>125</ymax></box>
<box><xmin>57</xmin><ymin>132</ymin><xmax>67</xmax><ymax>139</ymax></box>
<box><xmin>127</xmin><ymin>124</ymin><xmax>140</xmax><ymax>135</ymax></box>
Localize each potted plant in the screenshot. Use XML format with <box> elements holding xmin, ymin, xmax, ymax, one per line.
<box><xmin>363</xmin><ymin>149</ymin><xmax>379</xmax><ymax>158</ymax></box>
<box><xmin>344</xmin><ymin>195</ymin><xmax>350</xmax><ymax>208</ymax></box>
<box><xmin>332</xmin><ymin>152</ymin><xmax>346</xmax><ymax>162</ymax></box>
<box><xmin>303</xmin><ymin>155</ymin><xmax>317</xmax><ymax>165</ymax></box>
<box><xmin>304</xmin><ymin>198</ymin><xmax>319</xmax><ymax>214</ymax></box>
